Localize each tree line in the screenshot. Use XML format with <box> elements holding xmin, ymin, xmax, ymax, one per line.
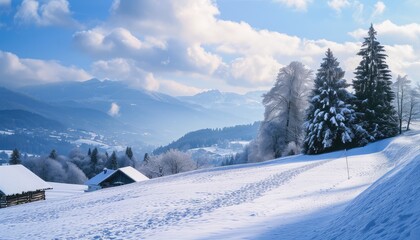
<box><xmin>7</xmin><ymin>146</ymin><xmax>197</xmax><ymax>184</ymax></box>
<box><xmin>239</xmin><ymin>25</ymin><xmax>419</xmax><ymax>162</ymax></box>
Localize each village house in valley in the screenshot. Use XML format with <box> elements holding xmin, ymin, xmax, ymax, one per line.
<box><xmin>0</xmin><ymin>165</ymin><xmax>52</xmax><ymax>208</ymax></box>
<box><xmin>85</xmin><ymin>166</ymin><xmax>149</xmax><ymax>192</ymax></box>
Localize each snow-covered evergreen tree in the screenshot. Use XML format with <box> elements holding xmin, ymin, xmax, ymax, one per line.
<box><xmin>9</xmin><ymin>148</ymin><xmax>21</xmax><ymax>165</ymax></box>
<box><xmin>353</xmin><ymin>24</ymin><xmax>398</xmax><ymax>143</ymax></box>
<box><xmin>304</xmin><ymin>49</ymin><xmax>356</xmax><ymax>154</ymax></box>
<box><xmin>108</xmin><ymin>151</ymin><xmax>118</xmax><ymax>170</ymax></box>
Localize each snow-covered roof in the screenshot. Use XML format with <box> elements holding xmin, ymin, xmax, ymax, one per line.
<box><xmin>118</xmin><ymin>166</ymin><xmax>149</xmax><ymax>182</ymax></box>
<box><xmin>85</xmin><ymin>168</ymin><xmax>116</xmax><ymax>186</ymax></box>
<box><xmin>85</xmin><ymin>166</ymin><xmax>148</xmax><ymax>186</ymax></box>
<box><xmin>0</xmin><ymin>165</ymin><xmax>52</xmax><ymax>196</ymax></box>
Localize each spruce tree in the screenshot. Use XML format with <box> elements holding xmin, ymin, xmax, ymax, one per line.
<box><xmin>91</xmin><ymin>147</ymin><xmax>98</xmax><ymax>165</ymax></box>
<box><xmin>304</xmin><ymin>49</ymin><xmax>356</xmax><ymax>154</ymax></box>
<box><xmin>49</xmin><ymin>149</ymin><xmax>58</xmax><ymax>160</ymax></box>
<box><xmin>125</xmin><ymin>147</ymin><xmax>133</xmax><ymax>160</ymax></box>
<box><xmin>353</xmin><ymin>24</ymin><xmax>398</xmax><ymax>143</ymax></box>
<box><xmin>143</xmin><ymin>153</ymin><xmax>150</xmax><ymax>165</ymax></box>
<box><xmin>109</xmin><ymin>151</ymin><xmax>118</xmax><ymax>170</ymax></box>
<box><xmin>9</xmin><ymin>148</ymin><xmax>21</xmax><ymax>165</ymax></box>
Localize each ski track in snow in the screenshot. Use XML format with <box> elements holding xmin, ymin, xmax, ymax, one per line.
<box><xmin>78</xmin><ymin>159</ymin><xmax>332</xmax><ymax>239</ymax></box>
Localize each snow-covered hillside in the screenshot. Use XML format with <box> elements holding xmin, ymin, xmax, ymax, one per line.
<box><xmin>1</xmin><ymin>129</ymin><xmax>419</xmax><ymax>239</ymax></box>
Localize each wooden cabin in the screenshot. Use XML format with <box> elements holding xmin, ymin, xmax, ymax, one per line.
<box><xmin>0</xmin><ymin>165</ymin><xmax>52</xmax><ymax>208</ymax></box>
<box><xmin>85</xmin><ymin>166</ymin><xmax>148</xmax><ymax>192</ymax></box>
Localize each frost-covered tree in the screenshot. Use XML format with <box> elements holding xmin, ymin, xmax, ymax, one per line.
<box><xmin>393</xmin><ymin>75</ymin><xmax>412</xmax><ymax>134</ymax></box>
<box><xmin>9</xmin><ymin>148</ymin><xmax>21</xmax><ymax>165</ymax></box>
<box><xmin>407</xmin><ymin>83</ymin><xmax>420</xmax><ymax>130</ymax></box>
<box><xmin>303</xmin><ymin>49</ymin><xmax>357</xmax><ymax>154</ymax></box>
<box><xmin>23</xmin><ymin>155</ymin><xmax>87</xmax><ymax>184</ymax></box>
<box><xmin>353</xmin><ymin>24</ymin><xmax>398</xmax><ymax>143</ymax></box>
<box><xmin>137</xmin><ymin>150</ymin><xmax>195</xmax><ymax>178</ymax></box>
<box><xmin>251</xmin><ymin>61</ymin><xmax>312</xmax><ymax>160</ymax></box>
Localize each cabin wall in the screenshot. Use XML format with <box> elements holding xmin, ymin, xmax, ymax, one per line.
<box><xmin>100</xmin><ymin>171</ymin><xmax>135</xmax><ymax>188</ymax></box>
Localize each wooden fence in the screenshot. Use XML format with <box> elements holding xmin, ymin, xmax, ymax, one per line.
<box><xmin>0</xmin><ymin>190</ymin><xmax>45</xmax><ymax>208</ymax></box>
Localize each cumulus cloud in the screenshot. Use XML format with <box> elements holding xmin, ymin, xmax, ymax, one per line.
<box><xmin>14</xmin><ymin>0</ymin><xmax>79</xmax><ymax>27</ymax></box>
<box><xmin>0</xmin><ymin>50</ymin><xmax>91</xmax><ymax>88</ymax></box>
<box><xmin>91</xmin><ymin>57</ymin><xmax>203</xmax><ymax>96</ymax></box>
<box><xmin>70</xmin><ymin>0</ymin><xmax>418</xmax><ymax>94</ymax></box>
<box><xmin>91</xmin><ymin>58</ymin><xmax>160</xmax><ymax>91</ymax></box>
<box><xmin>350</xmin><ymin>20</ymin><xmax>420</xmax><ymax>43</ymax></box>
<box><xmin>273</xmin><ymin>0</ymin><xmax>313</xmax><ymax>11</ymax></box>
<box><xmin>328</xmin><ymin>0</ymin><xmax>350</xmax><ymax>13</ymax></box>
<box><xmin>108</xmin><ymin>102</ymin><xmax>120</xmax><ymax>117</ymax></box>
<box><xmin>229</xmin><ymin>55</ymin><xmax>282</xmax><ymax>87</ymax></box>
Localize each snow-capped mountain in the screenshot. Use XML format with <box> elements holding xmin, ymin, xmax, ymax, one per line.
<box><xmin>179</xmin><ymin>89</ymin><xmax>265</xmax><ymax>122</ymax></box>
<box><xmin>19</xmin><ymin>80</ymin><xmax>262</xmax><ymax>145</ymax></box>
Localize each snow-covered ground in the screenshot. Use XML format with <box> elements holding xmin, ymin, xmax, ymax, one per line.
<box><xmin>45</xmin><ymin>182</ymin><xmax>87</xmax><ymax>200</ymax></box>
<box><xmin>1</xmin><ymin>128</ymin><xmax>419</xmax><ymax>239</ymax></box>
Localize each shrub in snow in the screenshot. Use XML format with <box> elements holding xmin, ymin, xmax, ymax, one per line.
<box><xmin>137</xmin><ymin>149</ymin><xmax>196</xmax><ymax>178</ymax></box>
<box><xmin>303</xmin><ymin>49</ymin><xmax>357</xmax><ymax>154</ymax></box>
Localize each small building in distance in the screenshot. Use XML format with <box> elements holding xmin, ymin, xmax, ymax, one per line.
<box><xmin>85</xmin><ymin>166</ymin><xmax>149</xmax><ymax>192</ymax></box>
<box><xmin>0</xmin><ymin>164</ymin><xmax>52</xmax><ymax>208</ymax></box>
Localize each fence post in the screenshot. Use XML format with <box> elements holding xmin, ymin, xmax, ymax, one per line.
<box><xmin>345</xmin><ymin>149</ymin><xmax>350</xmax><ymax>180</ymax></box>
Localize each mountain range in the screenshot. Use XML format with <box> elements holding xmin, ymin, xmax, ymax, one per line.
<box><xmin>0</xmin><ymin>79</ymin><xmax>264</xmax><ymax>154</ymax></box>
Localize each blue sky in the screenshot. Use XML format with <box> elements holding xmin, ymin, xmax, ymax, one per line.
<box><xmin>0</xmin><ymin>0</ymin><xmax>419</xmax><ymax>95</ymax></box>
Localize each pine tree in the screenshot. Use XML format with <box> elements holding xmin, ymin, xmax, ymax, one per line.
<box><xmin>125</xmin><ymin>147</ymin><xmax>133</xmax><ymax>160</ymax></box>
<box><xmin>109</xmin><ymin>151</ymin><xmax>118</xmax><ymax>170</ymax></box>
<box><xmin>49</xmin><ymin>149</ymin><xmax>58</xmax><ymax>160</ymax></box>
<box><xmin>143</xmin><ymin>153</ymin><xmax>150</xmax><ymax>165</ymax></box>
<box><xmin>91</xmin><ymin>147</ymin><xmax>98</xmax><ymax>165</ymax></box>
<box><xmin>9</xmin><ymin>148</ymin><xmax>21</xmax><ymax>165</ymax></box>
<box><xmin>303</xmin><ymin>49</ymin><xmax>357</xmax><ymax>154</ymax></box>
<box><xmin>353</xmin><ymin>24</ymin><xmax>398</xmax><ymax>143</ymax></box>
<box><xmin>87</xmin><ymin>148</ymin><xmax>92</xmax><ymax>156</ymax></box>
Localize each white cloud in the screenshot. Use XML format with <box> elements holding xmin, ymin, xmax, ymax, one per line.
<box><xmin>229</xmin><ymin>55</ymin><xmax>282</xmax><ymax>87</ymax></box>
<box><xmin>71</xmin><ymin>0</ymin><xmax>419</xmax><ymax>94</ymax></box>
<box><xmin>91</xmin><ymin>58</ymin><xmax>160</xmax><ymax>92</ymax></box>
<box><xmin>328</xmin><ymin>0</ymin><xmax>350</xmax><ymax>13</ymax></box>
<box><xmin>371</xmin><ymin>1</ymin><xmax>386</xmax><ymax>18</ymax></box>
<box><xmin>352</xmin><ymin>1</ymin><xmax>386</xmax><ymax>24</ymax></box>
<box><xmin>0</xmin><ymin>50</ymin><xmax>91</xmax><ymax>88</ymax></box>
<box><xmin>159</xmin><ymin>80</ymin><xmax>203</xmax><ymax>96</ymax></box>
<box><xmin>349</xmin><ymin>20</ymin><xmax>420</xmax><ymax>44</ymax></box>
<box><xmin>14</xmin><ymin>0</ymin><xmax>79</xmax><ymax>27</ymax></box>
<box><xmin>187</xmin><ymin>44</ymin><xmax>222</xmax><ymax>74</ymax></box>
<box><xmin>273</xmin><ymin>0</ymin><xmax>313</xmax><ymax>11</ymax></box>
<box><xmin>91</xmin><ymin>57</ymin><xmax>204</xmax><ymax>96</ymax></box>
<box><xmin>108</xmin><ymin>102</ymin><xmax>120</xmax><ymax>117</ymax></box>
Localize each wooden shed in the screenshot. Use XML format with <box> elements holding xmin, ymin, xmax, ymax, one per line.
<box><xmin>85</xmin><ymin>166</ymin><xmax>149</xmax><ymax>192</ymax></box>
<box><xmin>0</xmin><ymin>165</ymin><xmax>52</xmax><ymax>208</ymax></box>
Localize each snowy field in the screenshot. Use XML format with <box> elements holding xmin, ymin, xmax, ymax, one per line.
<box><xmin>1</xmin><ymin>127</ymin><xmax>420</xmax><ymax>239</ymax></box>
<box><xmin>45</xmin><ymin>182</ymin><xmax>87</xmax><ymax>200</ymax></box>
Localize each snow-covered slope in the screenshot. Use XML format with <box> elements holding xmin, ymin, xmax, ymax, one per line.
<box><xmin>1</xmin><ymin>129</ymin><xmax>419</xmax><ymax>239</ymax></box>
